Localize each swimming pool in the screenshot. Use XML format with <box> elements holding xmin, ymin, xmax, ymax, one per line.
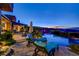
<box><xmin>43</xmin><ymin>34</ymin><xmax>70</xmax><ymax>46</ymax></box>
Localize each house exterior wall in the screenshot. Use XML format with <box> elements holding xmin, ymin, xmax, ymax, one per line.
<box><xmin>1</xmin><ymin>16</ymin><xmax>11</xmax><ymax>31</ymax></box>
<box><xmin>1</xmin><ymin>16</ymin><xmax>27</xmax><ymax>32</ymax></box>
<box><xmin>13</xmin><ymin>25</ymin><xmax>24</xmax><ymax>32</ymax></box>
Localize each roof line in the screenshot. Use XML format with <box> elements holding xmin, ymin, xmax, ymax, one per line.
<box><xmin>1</xmin><ymin>15</ymin><xmax>10</xmax><ymax>21</ymax></box>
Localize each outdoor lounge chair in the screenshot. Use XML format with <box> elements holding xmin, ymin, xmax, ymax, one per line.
<box><xmin>33</xmin><ymin>41</ymin><xmax>58</xmax><ymax>56</ymax></box>
<box><xmin>6</xmin><ymin>48</ymin><xmax>14</xmax><ymax>56</ymax></box>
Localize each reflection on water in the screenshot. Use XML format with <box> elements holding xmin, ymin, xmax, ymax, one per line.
<box><xmin>43</xmin><ymin>34</ymin><xmax>70</xmax><ymax>46</ymax></box>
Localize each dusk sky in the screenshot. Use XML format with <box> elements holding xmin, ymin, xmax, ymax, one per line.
<box><xmin>2</xmin><ymin>3</ymin><xmax>79</xmax><ymax>27</ymax></box>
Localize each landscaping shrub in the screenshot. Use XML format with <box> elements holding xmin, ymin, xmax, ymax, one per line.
<box><xmin>0</xmin><ymin>31</ymin><xmax>16</xmax><ymax>45</ymax></box>
<box><xmin>32</xmin><ymin>31</ymin><xmax>42</xmax><ymax>39</ymax></box>
<box><xmin>69</xmin><ymin>44</ymin><xmax>79</xmax><ymax>54</ymax></box>
<box><xmin>26</xmin><ymin>38</ymin><xmax>31</xmax><ymax>41</ymax></box>
<box><xmin>1</xmin><ymin>31</ymin><xmax>12</xmax><ymax>40</ymax></box>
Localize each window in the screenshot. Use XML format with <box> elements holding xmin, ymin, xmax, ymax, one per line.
<box><xmin>1</xmin><ymin>22</ymin><xmax>5</xmax><ymax>27</ymax></box>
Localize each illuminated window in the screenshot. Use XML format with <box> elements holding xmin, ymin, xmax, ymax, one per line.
<box><xmin>2</xmin><ymin>22</ymin><xmax>5</xmax><ymax>27</ymax></box>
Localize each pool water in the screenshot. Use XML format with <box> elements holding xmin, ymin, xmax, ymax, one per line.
<box><xmin>43</xmin><ymin>34</ymin><xmax>70</xmax><ymax>46</ymax></box>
